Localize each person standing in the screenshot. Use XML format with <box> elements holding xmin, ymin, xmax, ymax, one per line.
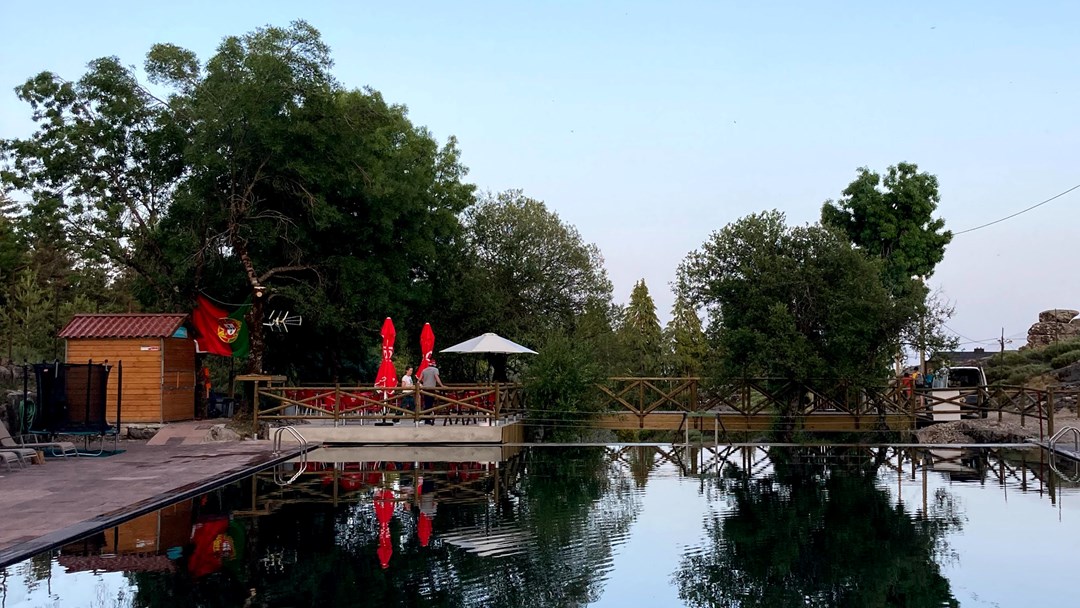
<box><xmin>418</xmin><ymin>360</ymin><xmax>444</xmax><ymax>425</ymax></box>
<box><xmin>401</xmin><ymin>366</ymin><xmax>416</xmax><ymax>414</ymax></box>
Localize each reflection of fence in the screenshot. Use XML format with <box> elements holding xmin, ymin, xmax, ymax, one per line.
<box><xmin>606</xmin><ymin>444</ymin><xmax>1079</xmax><ymax>504</ymax></box>
<box><xmin>252</xmin><ymin>382</ymin><xmax>525</xmax><ymax>427</ymax></box>
<box><xmin>592</xmin><ymin>378</ymin><xmax>1080</xmax><ymax>436</ymax></box>
<box><xmin>234</xmin><ymin>453</ymin><xmax>524</xmax><ymax>516</ymax></box>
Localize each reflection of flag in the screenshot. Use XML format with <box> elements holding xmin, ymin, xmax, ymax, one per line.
<box><xmin>191</xmin><ymin>295</ymin><xmax>250</xmax><ymax>358</ymax></box>
<box><xmin>188</xmin><ymin>517</ymin><xmax>232</xmax><ymax>578</ymax></box>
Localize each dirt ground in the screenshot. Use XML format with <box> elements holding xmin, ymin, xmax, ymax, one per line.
<box><xmin>915</xmin><ymin>411</ymin><xmax>1080</xmax><ymax>444</ymax></box>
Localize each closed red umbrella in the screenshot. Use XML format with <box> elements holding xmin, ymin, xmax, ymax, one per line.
<box><xmin>375</xmin><ymin>317</ymin><xmax>398</xmax><ymax>400</ymax></box>
<box><xmin>416</xmin><ymin>323</ymin><xmax>435</xmax><ymax>380</ymax></box>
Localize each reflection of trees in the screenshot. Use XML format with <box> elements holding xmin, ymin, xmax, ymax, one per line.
<box><xmin>675</xmin><ymin>447</ymin><xmax>961</xmax><ymax>608</ymax></box>
<box><xmin>128</xmin><ymin>447</ymin><xmax>641</xmax><ymax>607</ymax></box>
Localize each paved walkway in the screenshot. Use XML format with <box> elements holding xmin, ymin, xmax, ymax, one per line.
<box><xmin>0</xmin><ymin>431</ymin><xmax>305</xmax><ymax>567</ymax></box>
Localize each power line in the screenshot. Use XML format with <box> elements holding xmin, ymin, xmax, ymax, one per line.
<box><xmin>953</xmin><ymin>183</ymin><xmax>1080</xmax><ymax>235</ymax></box>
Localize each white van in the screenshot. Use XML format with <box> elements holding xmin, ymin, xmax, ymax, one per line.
<box><xmin>929</xmin><ymin>366</ymin><xmax>988</xmax><ymax>421</ymax></box>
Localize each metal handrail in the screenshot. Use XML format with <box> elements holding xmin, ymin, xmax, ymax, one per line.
<box><xmin>272</xmin><ymin>426</ymin><xmax>309</xmax><ymax>486</ymax></box>
<box><xmin>1048</xmin><ymin>426</ymin><xmax>1080</xmax><ymax>452</ymax></box>
<box><xmin>1047</xmin><ymin>426</ymin><xmax>1080</xmax><ymax>482</ymax></box>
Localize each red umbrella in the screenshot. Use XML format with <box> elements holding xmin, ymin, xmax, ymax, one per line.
<box><xmin>377</xmin><ymin>525</ymin><xmax>393</xmax><ymax>569</ymax></box>
<box><xmin>418</xmin><ymin>512</ymin><xmax>432</xmax><ymax>547</ymax></box>
<box><xmin>416</xmin><ymin>323</ymin><xmax>435</xmax><ymax>380</ymax></box>
<box><xmin>375</xmin><ymin>317</ymin><xmax>398</xmax><ymax>399</ymax></box>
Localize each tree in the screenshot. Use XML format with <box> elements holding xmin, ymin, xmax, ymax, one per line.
<box><xmin>822</xmin><ymin>163</ymin><xmax>956</xmax><ymax>372</ymax></box>
<box><xmin>1</xmin><ymin>269</ymin><xmax>55</xmax><ymax>362</ymax></box>
<box><xmin>821</xmin><ymin>162</ymin><xmax>952</xmax><ymax>294</ymax></box>
<box><xmin>678</xmin><ymin>211</ymin><xmax>907</xmax><ymax>393</ymax></box>
<box><xmin>0</xmin><ymin>193</ymin><xmax>26</xmax><ymax>324</ymax></box>
<box><xmin>1</xmin><ymin>55</ymin><xmax>184</xmax><ymax>302</ymax></box>
<box><xmin>664</xmin><ymin>291</ymin><xmax>708</xmax><ymax>377</ymax></box>
<box><xmin>3</xmin><ymin>22</ymin><xmax>475</xmax><ymax>376</ymax></box>
<box><xmin>614</xmin><ymin>279</ymin><xmax>663</xmax><ymax>376</ymax></box>
<box><xmin>461</xmin><ymin>190</ymin><xmax>613</xmax><ymax>344</ymax></box>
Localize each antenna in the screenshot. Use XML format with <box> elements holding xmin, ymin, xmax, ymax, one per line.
<box><xmin>263</xmin><ymin>310</ymin><xmax>303</xmax><ymax>333</ymax></box>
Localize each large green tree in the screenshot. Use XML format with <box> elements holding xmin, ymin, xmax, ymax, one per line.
<box><xmin>822</xmin><ymin>163</ymin><xmax>956</xmax><ymax>370</ymax></box>
<box><xmin>678</xmin><ymin>211</ymin><xmax>908</xmax><ymax>393</ymax></box>
<box><xmin>3</xmin><ymin>22</ymin><xmax>474</xmax><ymax>376</ymax></box>
<box><xmin>460</xmin><ymin>190</ymin><xmax>613</xmax><ymax>344</ymax></box>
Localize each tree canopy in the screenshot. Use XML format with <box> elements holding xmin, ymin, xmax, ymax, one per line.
<box><xmin>2</xmin><ymin>21</ymin><xmax>474</xmax><ymax>375</ymax></box>
<box><xmin>678</xmin><ymin>211</ymin><xmax>908</xmax><ymax>386</ymax></box>
<box><xmin>821</xmin><ymin>162</ymin><xmax>952</xmax><ymax>294</ymax></box>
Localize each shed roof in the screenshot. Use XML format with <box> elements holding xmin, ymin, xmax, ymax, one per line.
<box><xmin>59</xmin><ymin>314</ymin><xmax>188</xmax><ymax>339</ymax></box>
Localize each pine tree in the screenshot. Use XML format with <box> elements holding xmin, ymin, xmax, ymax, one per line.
<box><xmin>1</xmin><ymin>269</ymin><xmax>56</xmax><ymax>362</ymax></box>
<box><xmin>616</xmin><ymin>279</ymin><xmax>663</xmax><ymax>376</ymax></box>
<box><xmin>664</xmin><ymin>292</ymin><xmax>708</xmax><ymax>377</ymax></box>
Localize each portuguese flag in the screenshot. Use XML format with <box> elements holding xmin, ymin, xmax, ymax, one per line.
<box><xmin>191</xmin><ymin>294</ymin><xmax>250</xmax><ymax>358</ymax></box>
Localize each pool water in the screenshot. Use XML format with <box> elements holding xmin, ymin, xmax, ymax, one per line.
<box><xmin>2</xmin><ymin>445</ymin><xmax>1078</xmax><ymax>607</ymax></box>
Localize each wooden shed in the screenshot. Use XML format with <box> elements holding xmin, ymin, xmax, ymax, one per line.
<box><xmin>59</xmin><ymin>314</ymin><xmax>195</xmax><ymax>423</ymax></box>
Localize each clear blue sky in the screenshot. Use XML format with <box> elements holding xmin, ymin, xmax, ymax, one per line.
<box><xmin>3</xmin><ymin>0</ymin><xmax>1078</xmax><ymax>348</ymax></box>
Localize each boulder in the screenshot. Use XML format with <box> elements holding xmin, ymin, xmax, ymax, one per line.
<box><xmin>125</xmin><ymin>425</ymin><xmax>161</xmax><ymax>440</ymax></box>
<box><xmin>1039</xmin><ymin>309</ymin><xmax>1079</xmax><ymax>323</ymax></box>
<box><xmin>206</xmin><ymin>423</ymin><xmax>242</xmax><ymax>442</ymax></box>
<box><xmin>1027</xmin><ymin>322</ymin><xmax>1080</xmax><ymax>338</ymax></box>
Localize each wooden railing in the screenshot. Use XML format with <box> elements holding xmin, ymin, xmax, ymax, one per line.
<box><xmin>592</xmin><ymin>377</ymin><xmax>1080</xmax><ymax>436</ymax></box>
<box><xmin>252</xmin><ymin>382</ymin><xmax>525</xmax><ymax>427</ymax></box>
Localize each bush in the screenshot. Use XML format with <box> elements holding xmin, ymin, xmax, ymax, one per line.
<box><xmin>524</xmin><ymin>330</ymin><xmax>605</xmax><ymax>441</ymax></box>
<box><xmin>1050</xmin><ymin>349</ymin><xmax>1080</xmax><ymax>369</ymax></box>
<box><xmin>988</xmin><ymin>351</ymin><xmax>1027</xmax><ymax>368</ymax></box>
<box><xmin>1000</xmin><ymin>363</ymin><xmax>1053</xmax><ymax>386</ymax></box>
<box><xmin>1039</xmin><ymin>338</ymin><xmax>1080</xmax><ymax>361</ymax></box>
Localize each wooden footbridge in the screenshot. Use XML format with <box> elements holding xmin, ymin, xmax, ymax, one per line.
<box><xmin>244</xmin><ymin>375</ymin><xmax>1079</xmax><ymax>441</ymax></box>
<box><xmin>590</xmin><ymin>377</ymin><xmax>1080</xmax><ymax>438</ymax></box>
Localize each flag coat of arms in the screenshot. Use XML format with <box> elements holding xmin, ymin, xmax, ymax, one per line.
<box><xmin>192</xmin><ymin>295</ymin><xmax>250</xmax><ymax>358</ymax></box>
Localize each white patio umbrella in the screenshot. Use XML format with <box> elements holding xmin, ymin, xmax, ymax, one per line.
<box><xmin>441</xmin><ymin>333</ymin><xmax>538</xmax><ymax>355</ymax></box>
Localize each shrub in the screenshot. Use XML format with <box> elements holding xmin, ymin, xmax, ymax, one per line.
<box><xmin>1000</xmin><ymin>363</ymin><xmax>1053</xmax><ymax>386</ymax></box>
<box><xmin>1039</xmin><ymin>338</ymin><xmax>1080</xmax><ymax>361</ymax></box>
<box><xmin>524</xmin><ymin>330</ymin><xmax>605</xmax><ymax>441</ymax></box>
<box><xmin>1050</xmin><ymin>349</ymin><xmax>1080</xmax><ymax>369</ymax></box>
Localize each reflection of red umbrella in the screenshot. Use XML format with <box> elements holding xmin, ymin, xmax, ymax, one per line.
<box><xmin>416</xmin><ymin>323</ymin><xmax>434</xmax><ymax>380</ymax></box>
<box><xmin>375</xmin><ymin>318</ymin><xmax>397</xmax><ymax>399</ymax></box>
<box><xmin>418</xmin><ymin>512</ymin><xmax>432</xmax><ymax>547</ymax></box>
<box><xmin>377</xmin><ymin>525</ymin><xmax>392</xmax><ymax>569</ymax></box>
<box><xmin>374</xmin><ymin>488</ymin><xmax>395</xmax><ymax>525</ymax></box>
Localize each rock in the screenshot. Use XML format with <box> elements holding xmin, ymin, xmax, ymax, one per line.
<box><xmin>125</xmin><ymin>425</ymin><xmax>161</xmax><ymax>440</ymax></box>
<box><xmin>206</xmin><ymin>423</ymin><xmax>242</xmax><ymax>442</ymax></box>
<box><xmin>1028</xmin><ymin>321</ymin><xmax>1077</xmax><ymax>336</ymax></box>
<box><xmin>1039</xmin><ymin>309</ymin><xmax>1079</xmax><ymax>323</ymax></box>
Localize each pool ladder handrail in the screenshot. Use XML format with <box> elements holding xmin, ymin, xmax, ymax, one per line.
<box><xmin>1047</xmin><ymin>426</ymin><xmax>1080</xmax><ymax>482</ymax></box>
<box><xmin>272</xmin><ymin>425</ymin><xmax>309</xmax><ymax>486</ymax></box>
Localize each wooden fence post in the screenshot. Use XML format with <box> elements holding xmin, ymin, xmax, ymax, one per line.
<box><xmin>1048</xmin><ymin>388</ymin><xmax>1055</xmax><ymax>439</ymax></box>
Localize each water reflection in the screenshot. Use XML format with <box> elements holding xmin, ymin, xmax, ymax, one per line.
<box><xmin>2</xmin><ymin>445</ymin><xmax>1078</xmax><ymax>607</ymax></box>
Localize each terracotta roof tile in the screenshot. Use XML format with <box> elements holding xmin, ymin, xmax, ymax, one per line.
<box><xmin>58</xmin><ymin>314</ymin><xmax>188</xmax><ymax>339</ymax></box>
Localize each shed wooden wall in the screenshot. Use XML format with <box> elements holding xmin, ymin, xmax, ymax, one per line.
<box><xmin>65</xmin><ymin>338</ymin><xmax>196</xmax><ymax>423</ymax></box>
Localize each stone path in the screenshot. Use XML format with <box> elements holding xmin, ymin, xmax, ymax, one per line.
<box><xmin>0</xmin><ymin>437</ymin><xmax>307</xmax><ymax>567</ymax></box>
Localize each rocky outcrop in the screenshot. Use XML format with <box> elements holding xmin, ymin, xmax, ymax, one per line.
<box><xmin>1039</xmin><ymin>309</ymin><xmax>1079</xmax><ymax>323</ymax></box>
<box><xmin>1027</xmin><ymin>309</ymin><xmax>1080</xmax><ymax>348</ymax></box>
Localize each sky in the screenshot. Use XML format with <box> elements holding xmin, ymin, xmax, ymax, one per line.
<box><xmin>2</xmin><ymin>0</ymin><xmax>1078</xmax><ymax>349</ymax></box>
